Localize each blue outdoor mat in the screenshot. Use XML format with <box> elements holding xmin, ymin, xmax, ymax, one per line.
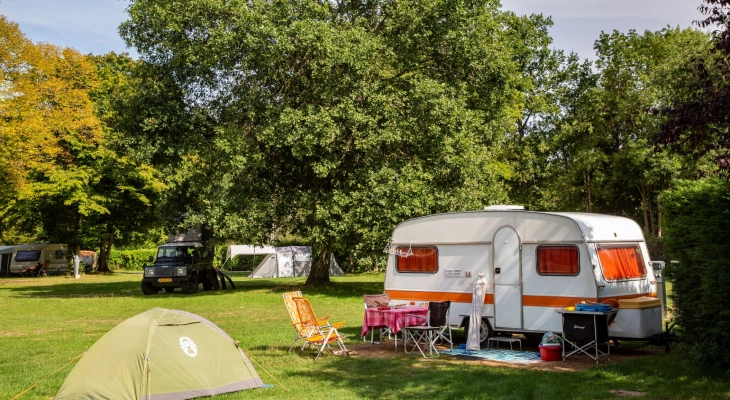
<box><xmin>441</xmin><ymin>348</ymin><xmax>543</xmax><ymax>364</ymax></box>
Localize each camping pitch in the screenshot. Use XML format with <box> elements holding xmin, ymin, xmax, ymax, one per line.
<box><xmin>56</xmin><ymin>308</ymin><xmax>263</xmax><ymax>399</ymax></box>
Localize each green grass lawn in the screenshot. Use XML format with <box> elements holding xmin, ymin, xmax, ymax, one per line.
<box><xmin>0</xmin><ymin>273</ymin><xmax>727</xmax><ymax>400</ymax></box>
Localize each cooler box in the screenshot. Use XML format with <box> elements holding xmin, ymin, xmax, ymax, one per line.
<box><xmin>609</xmin><ymin>297</ymin><xmax>662</xmax><ymax>339</ymax></box>
<box><xmin>576</xmin><ymin>303</ymin><xmax>613</xmax><ymax>313</ymax></box>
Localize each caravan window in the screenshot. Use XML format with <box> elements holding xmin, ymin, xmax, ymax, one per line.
<box><xmin>396</xmin><ymin>246</ymin><xmax>438</xmax><ymax>273</ymax></box>
<box><xmin>537</xmin><ymin>246</ymin><xmax>579</xmax><ymax>275</ymax></box>
<box><xmin>597</xmin><ymin>245</ymin><xmax>647</xmax><ymax>280</ymax></box>
<box><xmin>15</xmin><ymin>251</ymin><xmax>41</xmax><ymax>262</ymax></box>
<box><xmin>54</xmin><ymin>250</ymin><xmax>65</xmax><ymax>259</ymax></box>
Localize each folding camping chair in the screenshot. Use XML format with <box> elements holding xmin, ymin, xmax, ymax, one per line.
<box><xmin>282</xmin><ymin>291</ymin><xmax>332</xmax><ymax>352</ymax></box>
<box><xmin>402</xmin><ymin>300</ymin><xmax>452</xmax><ymax>358</ymax></box>
<box><xmin>20</xmin><ymin>262</ymin><xmax>41</xmax><ymax>277</ymax></box>
<box><xmin>292</xmin><ymin>297</ymin><xmax>348</xmax><ymax>360</ymax></box>
<box><xmin>363</xmin><ymin>293</ymin><xmax>393</xmax><ymax>346</ymax></box>
<box><xmin>37</xmin><ymin>261</ymin><xmax>48</xmax><ymax>277</ymax></box>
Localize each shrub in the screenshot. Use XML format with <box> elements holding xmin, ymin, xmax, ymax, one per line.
<box><xmin>108</xmin><ymin>249</ymin><xmax>156</xmax><ymax>271</ymax></box>
<box><xmin>660</xmin><ymin>177</ymin><xmax>730</xmax><ymax>368</ymax></box>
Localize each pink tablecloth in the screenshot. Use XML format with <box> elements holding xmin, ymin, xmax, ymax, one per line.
<box><xmin>361</xmin><ymin>306</ymin><xmax>428</xmax><ymax>338</ymax></box>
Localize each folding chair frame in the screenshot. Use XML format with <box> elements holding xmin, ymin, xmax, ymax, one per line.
<box><xmin>292</xmin><ymin>297</ymin><xmax>349</xmax><ymax>361</ymax></box>
<box><xmin>402</xmin><ymin>301</ymin><xmax>452</xmax><ymax>358</ymax></box>
<box><xmin>363</xmin><ymin>294</ymin><xmax>394</xmax><ymax>349</ymax></box>
<box><xmin>283</xmin><ymin>291</ymin><xmax>332</xmax><ymax>352</ymax></box>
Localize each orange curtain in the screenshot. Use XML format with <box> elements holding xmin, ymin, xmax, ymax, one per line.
<box><xmin>397</xmin><ymin>247</ymin><xmax>438</xmax><ymax>273</ymax></box>
<box><xmin>597</xmin><ymin>246</ymin><xmax>646</xmax><ymax>280</ymax></box>
<box><xmin>537</xmin><ymin>246</ymin><xmax>579</xmax><ymax>275</ymax></box>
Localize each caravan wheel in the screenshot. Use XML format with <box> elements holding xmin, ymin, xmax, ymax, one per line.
<box><xmin>463</xmin><ymin>317</ymin><xmax>492</xmax><ymax>345</ymax></box>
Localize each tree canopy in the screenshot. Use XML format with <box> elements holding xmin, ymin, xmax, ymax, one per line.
<box><xmin>120</xmin><ymin>0</ymin><xmax>538</xmax><ymax>283</ymax></box>
<box><xmin>0</xmin><ymin>17</ymin><xmax>164</xmax><ymax>266</ymax></box>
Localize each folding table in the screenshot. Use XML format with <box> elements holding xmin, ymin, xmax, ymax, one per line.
<box><xmin>361</xmin><ymin>306</ymin><xmax>428</xmax><ymax>352</ymax></box>
<box><xmin>558</xmin><ymin>309</ymin><xmax>617</xmax><ymax>364</ymax></box>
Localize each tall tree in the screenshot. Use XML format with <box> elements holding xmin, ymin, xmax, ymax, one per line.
<box><xmin>0</xmin><ymin>17</ymin><xmax>164</xmax><ymax>267</ymax></box>
<box><xmin>0</xmin><ymin>15</ymin><xmax>104</xmax><ymax>248</ymax></box>
<box><xmin>120</xmin><ymin>0</ymin><xmax>531</xmax><ymax>284</ymax></box>
<box><xmin>657</xmin><ymin>0</ymin><xmax>730</xmax><ymax>173</ymax></box>
<box><xmin>540</xmin><ymin>27</ymin><xmax>709</xmax><ymax>234</ymax></box>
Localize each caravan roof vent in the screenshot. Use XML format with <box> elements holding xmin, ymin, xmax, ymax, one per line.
<box><xmin>483</xmin><ymin>205</ymin><xmax>525</xmax><ymax>211</ymax></box>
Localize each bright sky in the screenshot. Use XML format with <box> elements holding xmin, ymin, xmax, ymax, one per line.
<box><xmin>0</xmin><ymin>0</ymin><xmax>705</xmax><ymax>62</ymax></box>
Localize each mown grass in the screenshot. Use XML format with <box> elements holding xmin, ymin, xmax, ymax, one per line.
<box><xmin>0</xmin><ymin>273</ymin><xmax>727</xmax><ymax>399</ymax></box>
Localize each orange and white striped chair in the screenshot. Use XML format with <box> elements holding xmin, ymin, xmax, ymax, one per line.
<box><xmin>282</xmin><ymin>291</ymin><xmax>331</xmax><ymax>352</ymax></box>
<box><xmin>292</xmin><ymin>297</ymin><xmax>348</xmax><ymax>360</ymax></box>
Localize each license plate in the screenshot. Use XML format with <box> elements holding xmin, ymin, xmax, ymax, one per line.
<box><xmin>158</xmin><ymin>278</ymin><xmax>172</xmax><ymax>283</ymax></box>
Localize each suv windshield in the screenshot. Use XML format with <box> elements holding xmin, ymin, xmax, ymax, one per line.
<box><xmin>156</xmin><ymin>246</ymin><xmax>194</xmax><ymax>261</ymax></box>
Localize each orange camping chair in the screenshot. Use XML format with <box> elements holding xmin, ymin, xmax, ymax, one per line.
<box><xmin>282</xmin><ymin>291</ymin><xmax>331</xmax><ymax>352</ymax></box>
<box><xmin>292</xmin><ymin>297</ymin><xmax>348</xmax><ymax>360</ymax></box>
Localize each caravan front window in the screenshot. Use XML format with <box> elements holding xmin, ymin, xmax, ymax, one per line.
<box><xmin>396</xmin><ymin>246</ymin><xmax>438</xmax><ymax>273</ymax></box>
<box><xmin>537</xmin><ymin>246</ymin><xmax>579</xmax><ymax>275</ymax></box>
<box><xmin>597</xmin><ymin>245</ymin><xmax>647</xmax><ymax>281</ymax></box>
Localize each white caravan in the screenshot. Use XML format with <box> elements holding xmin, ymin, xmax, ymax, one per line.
<box><xmin>384</xmin><ymin>206</ymin><xmax>662</xmax><ymax>342</ymax></box>
<box><xmin>10</xmin><ymin>243</ymin><xmax>69</xmax><ymax>275</ymax></box>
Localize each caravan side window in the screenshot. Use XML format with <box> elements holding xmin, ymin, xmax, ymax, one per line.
<box><xmin>396</xmin><ymin>246</ymin><xmax>438</xmax><ymax>273</ymax></box>
<box><xmin>597</xmin><ymin>245</ymin><xmax>646</xmax><ymax>280</ymax></box>
<box><xmin>15</xmin><ymin>251</ymin><xmax>41</xmax><ymax>262</ymax></box>
<box><xmin>536</xmin><ymin>246</ymin><xmax>579</xmax><ymax>275</ymax></box>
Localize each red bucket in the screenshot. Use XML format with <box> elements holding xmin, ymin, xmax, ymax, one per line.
<box><xmin>538</xmin><ymin>344</ymin><xmax>562</xmax><ymax>361</ymax></box>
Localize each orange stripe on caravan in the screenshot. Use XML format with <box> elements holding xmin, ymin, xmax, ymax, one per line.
<box><xmin>386</xmin><ymin>290</ymin><xmax>495</xmax><ymax>304</ymax></box>
<box><xmin>522</xmin><ymin>296</ymin><xmax>596</xmax><ymax>307</ymax></box>
<box><xmin>387</xmin><ymin>291</ymin><xmax>656</xmax><ymax>308</ymax></box>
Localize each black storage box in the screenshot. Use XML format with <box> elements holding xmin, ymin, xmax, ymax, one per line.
<box><xmin>563</xmin><ymin>313</ymin><xmax>610</xmax><ymax>343</ymax></box>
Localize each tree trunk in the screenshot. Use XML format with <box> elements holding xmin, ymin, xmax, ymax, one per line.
<box><xmin>97</xmin><ymin>224</ymin><xmax>116</xmax><ymax>272</ymax></box>
<box><xmin>98</xmin><ymin>235</ymin><xmax>109</xmax><ymax>272</ymax></box>
<box><xmin>305</xmin><ymin>246</ymin><xmax>331</xmax><ymax>286</ymax></box>
<box><xmin>638</xmin><ymin>184</ymin><xmax>650</xmax><ymax>232</ymax></box>
<box><xmin>648</xmin><ymin>190</ymin><xmax>656</xmax><ymax>235</ymax></box>
<box><xmin>584</xmin><ymin>172</ymin><xmax>592</xmax><ymax>213</ymax></box>
<box><xmin>657</xmin><ymin>199</ymin><xmax>663</xmax><ymax>238</ymax></box>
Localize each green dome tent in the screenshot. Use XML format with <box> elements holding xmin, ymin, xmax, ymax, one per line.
<box><xmin>56</xmin><ymin>308</ymin><xmax>264</xmax><ymax>399</ymax></box>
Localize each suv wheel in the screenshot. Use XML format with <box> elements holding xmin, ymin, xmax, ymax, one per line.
<box><xmin>181</xmin><ymin>272</ymin><xmax>199</xmax><ymax>294</ymax></box>
<box><xmin>141</xmin><ymin>281</ymin><xmax>160</xmax><ymax>295</ymax></box>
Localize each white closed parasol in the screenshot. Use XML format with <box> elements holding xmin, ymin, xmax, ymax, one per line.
<box><xmin>467</xmin><ymin>272</ymin><xmax>487</xmax><ymax>350</ymax></box>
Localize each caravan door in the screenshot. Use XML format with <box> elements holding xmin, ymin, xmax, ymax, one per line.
<box><xmin>493</xmin><ymin>226</ymin><xmax>522</xmax><ymax>329</ymax></box>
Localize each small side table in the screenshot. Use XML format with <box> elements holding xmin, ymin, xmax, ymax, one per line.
<box><xmin>487</xmin><ymin>336</ymin><xmax>522</xmax><ymax>352</ymax></box>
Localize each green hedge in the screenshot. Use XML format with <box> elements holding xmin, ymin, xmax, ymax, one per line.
<box><xmin>108</xmin><ymin>249</ymin><xmax>156</xmax><ymax>271</ymax></box>
<box><xmin>661</xmin><ymin>177</ymin><xmax>730</xmax><ymax>368</ymax></box>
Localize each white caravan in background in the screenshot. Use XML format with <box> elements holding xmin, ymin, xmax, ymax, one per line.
<box><xmin>383</xmin><ymin>206</ymin><xmax>662</xmax><ymax>342</ymax></box>
<box><xmin>10</xmin><ymin>243</ymin><xmax>69</xmax><ymax>275</ymax></box>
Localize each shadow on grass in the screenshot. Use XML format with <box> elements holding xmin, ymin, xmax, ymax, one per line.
<box><xmin>3</xmin><ymin>274</ymin><xmax>386</xmax><ymax>300</ymax></box>
<box><xmin>287</xmin><ymin>349</ymin><xmax>730</xmax><ymax>400</ymax></box>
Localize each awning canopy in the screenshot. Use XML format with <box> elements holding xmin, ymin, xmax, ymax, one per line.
<box><xmin>226</xmin><ymin>245</ymin><xmax>277</xmax><ymax>261</ymax></box>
